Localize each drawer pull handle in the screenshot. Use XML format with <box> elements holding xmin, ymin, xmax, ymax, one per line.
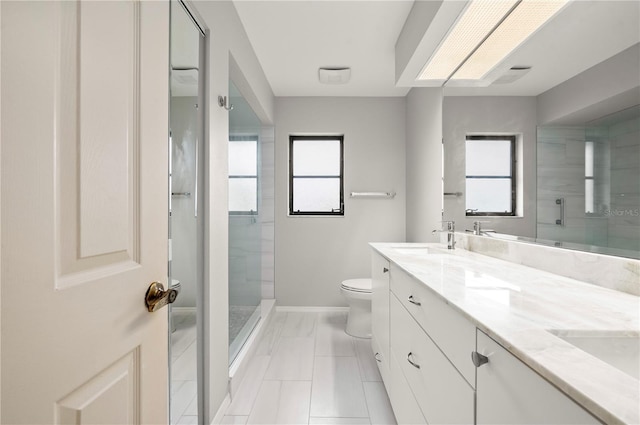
<box><xmin>383</xmin><ymin>267</ymin><xmax>389</xmax><ymax>273</ymax></box>
<box><xmin>407</xmin><ymin>352</ymin><xmax>421</xmax><ymax>369</ymax></box>
<box><xmin>408</xmin><ymin>295</ymin><xmax>421</xmax><ymax>306</ymax></box>
<box><xmin>374</xmin><ymin>352</ymin><xmax>382</xmax><ymax>363</ymax></box>
<box><xmin>471</xmin><ymin>351</ymin><xmax>489</xmax><ymax>368</ymax></box>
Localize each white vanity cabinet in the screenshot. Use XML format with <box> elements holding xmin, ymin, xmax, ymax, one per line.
<box><xmin>390</xmin><ymin>295</ymin><xmax>475</xmax><ymax>424</ymax></box>
<box><xmin>475</xmin><ymin>330</ymin><xmax>601</xmax><ymax>425</ymax></box>
<box><xmin>371</xmin><ymin>251</ymin><xmax>391</xmax><ymax>380</ymax></box>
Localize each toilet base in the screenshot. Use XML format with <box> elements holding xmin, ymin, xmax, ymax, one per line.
<box><xmin>345</xmin><ymin>298</ymin><xmax>371</xmax><ymax>339</ymax></box>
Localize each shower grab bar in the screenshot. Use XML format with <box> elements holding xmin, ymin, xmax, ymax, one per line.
<box><xmin>172</xmin><ymin>192</ymin><xmax>191</xmax><ymax>197</ymax></box>
<box><xmin>350</xmin><ymin>191</ymin><xmax>396</xmax><ymax>198</ymax></box>
<box><xmin>555</xmin><ymin>198</ymin><xmax>565</xmax><ymax>226</ymax></box>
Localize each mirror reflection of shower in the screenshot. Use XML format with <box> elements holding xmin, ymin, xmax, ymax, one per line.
<box><xmin>169</xmin><ymin>1</ymin><xmax>205</xmax><ymax>423</ymax></box>
<box><xmin>228</xmin><ymin>81</ymin><xmax>263</xmax><ymax>365</ymax></box>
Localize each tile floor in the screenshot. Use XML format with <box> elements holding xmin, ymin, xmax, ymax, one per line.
<box><xmin>171</xmin><ymin>310</ymin><xmax>198</xmax><ymax>424</ymax></box>
<box><xmin>223</xmin><ymin>311</ymin><xmax>397</xmax><ymax>425</ymax></box>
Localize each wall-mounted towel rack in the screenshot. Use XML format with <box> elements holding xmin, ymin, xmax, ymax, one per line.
<box><xmin>444</xmin><ymin>192</ymin><xmax>463</xmax><ymax>197</ymax></box>
<box><xmin>350</xmin><ymin>191</ymin><xmax>396</xmax><ymax>199</ymax></box>
<box><xmin>172</xmin><ymin>192</ymin><xmax>191</xmax><ymax>197</ymax></box>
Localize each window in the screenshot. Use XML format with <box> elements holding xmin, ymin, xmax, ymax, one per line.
<box><xmin>229</xmin><ymin>137</ymin><xmax>258</xmax><ymax>214</ymax></box>
<box><xmin>465</xmin><ymin>135</ymin><xmax>516</xmax><ymax>216</ymax></box>
<box><xmin>289</xmin><ymin>135</ymin><xmax>344</xmax><ymax>216</ymax></box>
<box><xmin>585</xmin><ymin>140</ymin><xmax>595</xmax><ymax>214</ymax></box>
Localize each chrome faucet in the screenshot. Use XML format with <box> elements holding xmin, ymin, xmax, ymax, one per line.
<box><xmin>432</xmin><ymin>220</ymin><xmax>456</xmax><ymax>249</ymax></box>
<box><xmin>466</xmin><ymin>221</ymin><xmax>495</xmax><ymax>236</ymax></box>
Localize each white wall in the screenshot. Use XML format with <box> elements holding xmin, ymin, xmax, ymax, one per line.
<box><xmin>442</xmin><ymin>96</ymin><xmax>538</xmax><ymax>238</ymax></box>
<box><xmin>189</xmin><ymin>1</ymin><xmax>275</xmax><ymax>420</ymax></box>
<box><xmin>537</xmin><ymin>43</ymin><xmax>640</xmax><ymax>125</ymax></box>
<box><xmin>275</xmin><ymin>97</ymin><xmax>406</xmax><ymax>307</ymax></box>
<box><xmin>406</xmin><ymin>88</ymin><xmax>443</xmax><ymax>242</ymax></box>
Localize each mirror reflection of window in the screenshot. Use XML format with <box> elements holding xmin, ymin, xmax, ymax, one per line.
<box><xmin>465</xmin><ymin>135</ymin><xmax>516</xmax><ymax>216</ymax></box>
<box><xmin>585</xmin><ymin>140</ymin><xmax>595</xmax><ymax>214</ymax></box>
<box><xmin>228</xmin><ymin>138</ymin><xmax>258</xmax><ymax>214</ymax></box>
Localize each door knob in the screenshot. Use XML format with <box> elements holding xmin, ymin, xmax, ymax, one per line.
<box><xmin>145</xmin><ymin>281</ymin><xmax>178</xmax><ymax>312</ymax></box>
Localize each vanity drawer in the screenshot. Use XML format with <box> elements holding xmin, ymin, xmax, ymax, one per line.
<box><xmin>390</xmin><ymin>263</ymin><xmax>476</xmax><ymax>385</ymax></box>
<box><xmin>390</xmin><ymin>294</ymin><xmax>474</xmax><ymax>425</ymax></box>
<box><xmin>388</xmin><ymin>350</ymin><xmax>427</xmax><ymax>425</ymax></box>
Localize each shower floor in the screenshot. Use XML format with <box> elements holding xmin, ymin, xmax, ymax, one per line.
<box><xmin>229</xmin><ymin>305</ymin><xmax>260</xmax><ymax>343</ymax></box>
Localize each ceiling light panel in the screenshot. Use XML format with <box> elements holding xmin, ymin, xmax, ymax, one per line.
<box><xmin>451</xmin><ymin>0</ymin><xmax>569</xmax><ymax>80</ymax></box>
<box><xmin>418</xmin><ymin>0</ymin><xmax>518</xmax><ymax>81</ymax></box>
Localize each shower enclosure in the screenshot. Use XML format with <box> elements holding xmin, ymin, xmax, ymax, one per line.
<box><xmin>169</xmin><ymin>1</ymin><xmax>205</xmax><ymax>423</ymax></box>
<box><xmin>228</xmin><ymin>81</ymin><xmax>264</xmax><ymax>364</ymax></box>
<box><xmin>537</xmin><ymin>105</ymin><xmax>640</xmax><ymax>257</ymax></box>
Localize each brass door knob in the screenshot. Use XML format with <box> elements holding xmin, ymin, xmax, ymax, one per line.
<box><xmin>145</xmin><ymin>281</ymin><xmax>178</xmax><ymax>312</ymax></box>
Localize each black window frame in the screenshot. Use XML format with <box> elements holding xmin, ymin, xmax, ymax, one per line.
<box><xmin>228</xmin><ymin>135</ymin><xmax>259</xmax><ymax>216</ymax></box>
<box><xmin>465</xmin><ymin>135</ymin><xmax>517</xmax><ymax>217</ymax></box>
<box><xmin>289</xmin><ymin>135</ymin><xmax>344</xmax><ymax>216</ymax></box>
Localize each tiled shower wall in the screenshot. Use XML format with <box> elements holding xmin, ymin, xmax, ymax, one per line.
<box><xmin>536</xmin><ymin>117</ymin><xmax>640</xmax><ymax>252</ymax></box>
<box><xmin>607</xmin><ymin>116</ymin><xmax>640</xmax><ymax>251</ymax></box>
<box><xmin>261</xmin><ymin>126</ymin><xmax>275</xmax><ymax>299</ymax></box>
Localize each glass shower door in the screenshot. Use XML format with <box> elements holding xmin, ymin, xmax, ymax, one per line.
<box><xmin>228</xmin><ymin>81</ymin><xmax>262</xmax><ymax>364</ymax></box>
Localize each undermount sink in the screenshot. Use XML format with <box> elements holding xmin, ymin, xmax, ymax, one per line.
<box><xmin>549</xmin><ymin>330</ymin><xmax>640</xmax><ymax>380</ymax></box>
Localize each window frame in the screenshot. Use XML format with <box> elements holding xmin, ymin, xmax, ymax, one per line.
<box><xmin>228</xmin><ymin>135</ymin><xmax>259</xmax><ymax>215</ymax></box>
<box><xmin>289</xmin><ymin>135</ymin><xmax>344</xmax><ymax>216</ymax></box>
<box><xmin>465</xmin><ymin>135</ymin><xmax>517</xmax><ymax>217</ymax></box>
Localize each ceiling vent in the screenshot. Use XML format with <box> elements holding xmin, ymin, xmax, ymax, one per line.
<box><xmin>492</xmin><ymin>66</ymin><xmax>532</xmax><ymax>84</ymax></box>
<box><xmin>318</xmin><ymin>67</ymin><xmax>351</xmax><ymax>84</ymax></box>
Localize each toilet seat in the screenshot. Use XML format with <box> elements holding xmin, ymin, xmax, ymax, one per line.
<box><xmin>341</xmin><ymin>278</ymin><xmax>372</xmax><ymax>294</ymax></box>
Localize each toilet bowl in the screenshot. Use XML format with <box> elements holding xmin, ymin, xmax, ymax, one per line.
<box><xmin>340</xmin><ymin>278</ymin><xmax>372</xmax><ymax>338</ymax></box>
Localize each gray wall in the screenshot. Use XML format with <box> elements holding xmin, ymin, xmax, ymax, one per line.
<box><xmin>275</xmin><ymin>97</ymin><xmax>406</xmax><ymax>307</ymax></box>
<box><xmin>442</xmin><ymin>96</ymin><xmax>538</xmax><ymax>237</ymax></box>
<box><xmin>406</xmin><ymin>88</ymin><xmax>444</xmax><ymax>241</ymax></box>
<box><xmin>537</xmin><ymin>43</ymin><xmax>640</xmax><ymax>125</ymax></box>
<box><xmin>191</xmin><ymin>1</ymin><xmax>275</xmax><ymax>420</ymax></box>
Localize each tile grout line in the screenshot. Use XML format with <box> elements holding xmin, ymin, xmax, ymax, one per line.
<box><xmin>308</xmin><ymin>312</ymin><xmax>319</xmax><ymax>425</ymax></box>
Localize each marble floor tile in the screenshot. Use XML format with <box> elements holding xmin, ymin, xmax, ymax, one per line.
<box><xmin>363</xmin><ymin>382</ymin><xmax>396</xmax><ymax>425</ymax></box>
<box><xmin>354</xmin><ymin>339</ymin><xmax>382</xmax><ymax>382</ymax></box>
<box><xmin>176</xmin><ymin>415</ymin><xmax>199</xmax><ymax>425</ymax></box>
<box><xmin>309</xmin><ymin>418</ymin><xmax>371</xmax><ymax>425</ymax></box>
<box><xmin>171</xmin><ymin>380</ymin><xmax>197</xmax><ymax>422</ymax></box>
<box><xmin>281</xmin><ymin>312</ymin><xmax>317</xmax><ymax>337</ymax></box>
<box><xmin>310</xmin><ymin>357</ymin><xmax>368</xmax><ymax>418</ymax></box>
<box><xmin>255</xmin><ymin>311</ymin><xmax>286</xmax><ymax>356</ymax></box>
<box><xmin>247</xmin><ymin>380</ymin><xmax>312</xmax><ymax>424</ymax></box>
<box><xmin>221</xmin><ymin>416</ymin><xmax>249</xmax><ymax>425</ymax></box>
<box><xmin>172</xmin><ymin>340</ymin><xmax>197</xmax><ymax>381</ymax></box>
<box><xmin>264</xmin><ymin>337</ymin><xmax>315</xmax><ymax>380</ymax></box>
<box><xmin>226</xmin><ymin>356</ymin><xmax>272</xmax><ymax>416</ymax></box>
<box><xmin>315</xmin><ymin>312</ymin><xmax>356</xmax><ymax>357</ymax></box>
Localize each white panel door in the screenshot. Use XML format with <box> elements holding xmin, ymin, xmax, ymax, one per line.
<box><xmin>1</xmin><ymin>1</ymin><xmax>170</xmax><ymax>423</ymax></box>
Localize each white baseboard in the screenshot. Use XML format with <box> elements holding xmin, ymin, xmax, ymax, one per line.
<box><xmin>276</xmin><ymin>306</ymin><xmax>349</xmax><ymax>313</ymax></box>
<box><xmin>210</xmin><ymin>393</ymin><xmax>231</xmax><ymax>425</ymax></box>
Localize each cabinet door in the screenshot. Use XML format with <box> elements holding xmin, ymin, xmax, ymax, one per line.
<box><xmin>476</xmin><ymin>330</ymin><xmax>600</xmax><ymax>424</ymax></box>
<box><xmin>372</xmin><ymin>251</ymin><xmax>391</xmax><ymax>369</ymax></box>
<box><xmin>390</xmin><ymin>295</ymin><xmax>474</xmax><ymax>425</ymax></box>
<box><xmin>388</xmin><ymin>351</ymin><xmax>427</xmax><ymax>425</ymax></box>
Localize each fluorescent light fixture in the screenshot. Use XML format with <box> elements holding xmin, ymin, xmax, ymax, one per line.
<box><xmin>417</xmin><ymin>0</ymin><xmax>569</xmax><ymax>82</ymax></box>
<box><xmin>418</xmin><ymin>0</ymin><xmax>518</xmax><ymax>80</ymax></box>
<box><xmin>451</xmin><ymin>0</ymin><xmax>569</xmax><ymax>80</ymax></box>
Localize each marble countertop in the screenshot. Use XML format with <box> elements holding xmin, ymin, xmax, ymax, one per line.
<box><xmin>370</xmin><ymin>242</ymin><xmax>640</xmax><ymax>425</ymax></box>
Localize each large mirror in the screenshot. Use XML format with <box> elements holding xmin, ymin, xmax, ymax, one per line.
<box><xmin>442</xmin><ymin>0</ymin><xmax>639</xmax><ymax>259</ymax></box>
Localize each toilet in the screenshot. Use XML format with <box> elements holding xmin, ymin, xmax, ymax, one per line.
<box><xmin>340</xmin><ymin>278</ymin><xmax>372</xmax><ymax>338</ymax></box>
